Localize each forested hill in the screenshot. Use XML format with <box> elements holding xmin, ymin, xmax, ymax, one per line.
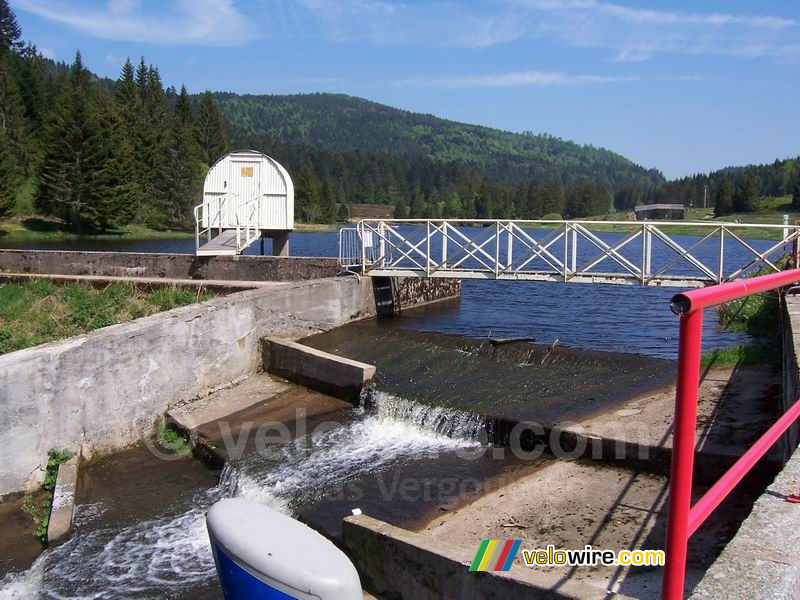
<box><xmin>216</xmin><ymin>93</ymin><xmax>664</xmax><ymax>191</ymax></box>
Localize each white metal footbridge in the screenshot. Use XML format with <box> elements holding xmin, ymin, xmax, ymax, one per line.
<box><xmin>339</xmin><ymin>219</ymin><xmax>800</xmax><ymax>288</ymax></box>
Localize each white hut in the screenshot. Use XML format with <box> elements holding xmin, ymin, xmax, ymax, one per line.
<box><xmin>194</xmin><ymin>150</ymin><xmax>294</xmax><ymax>256</ymax></box>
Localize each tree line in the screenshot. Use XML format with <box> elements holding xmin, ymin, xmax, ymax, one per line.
<box><xmin>0</xmin><ymin>1</ymin><xmax>227</xmax><ymax>231</ymax></box>
<box><xmin>632</xmin><ymin>157</ymin><xmax>800</xmax><ymax>217</ymax></box>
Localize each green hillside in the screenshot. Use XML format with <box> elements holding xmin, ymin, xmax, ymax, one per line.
<box><xmin>216</xmin><ymin>93</ymin><xmax>664</xmax><ymax>192</ymax></box>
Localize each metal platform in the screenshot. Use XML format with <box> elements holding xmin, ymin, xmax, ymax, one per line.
<box><xmin>196</xmin><ymin>228</ymin><xmax>241</xmax><ymax>256</ymax></box>
<box><xmin>339</xmin><ymin>219</ymin><xmax>800</xmax><ymax>288</ymax></box>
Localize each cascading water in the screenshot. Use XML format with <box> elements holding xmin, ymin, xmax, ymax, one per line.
<box><xmin>0</xmin><ymin>391</ymin><xmax>486</xmax><ymax>599</ymax></box>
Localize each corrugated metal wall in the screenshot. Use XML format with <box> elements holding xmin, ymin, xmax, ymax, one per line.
<box><xmin>202</xmin><ymin>151</ymin><xmax>294</xmax><ymax>230</ymax></box>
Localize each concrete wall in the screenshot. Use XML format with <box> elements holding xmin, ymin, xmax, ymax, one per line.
<box><xmin>342</xmin><ymin>514</ymin><xmax>611</xmax><ymax>600</ymax></box>
<box><xmin>0</xmin><ymin>274</ymin><xmax>460</xmax><ymax>497</ymax></box>
<box><xmin>0</xmin><ymin>250</ymin><xmax>339</xmax><ymax>282</ymax></box>
<box><xmin>0</xmin><ymin>278</ymin><xmax>374</xmax><ymax>496</ymax></box>
<box><xmin>263</xmin><ymin>338</ymin><xmax>375</xmax><ymax>401</ymax></box>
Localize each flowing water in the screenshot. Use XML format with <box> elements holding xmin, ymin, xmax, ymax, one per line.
<box><xmin>0</xmin><ymin>392</ymin><xmax>511</xmax><ymax>599</ymax></box>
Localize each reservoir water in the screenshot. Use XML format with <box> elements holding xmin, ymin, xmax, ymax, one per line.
<box><xmin>0</xmin><ymin>228</ymin><xmax>778</xmax><ymax>598</ymax></box>
<box><xmin>0</xmin><ymin>228</ymin><xmax>772</xmax><ymax>358</ymax></box>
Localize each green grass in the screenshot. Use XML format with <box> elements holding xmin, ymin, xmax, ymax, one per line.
<box><xmin>21</xmin><ymin>449</ymin><xmax>75</xmax><ymax>542</ymax></box>
<box><xmin>0</xmin><ymin>216</ymin><xmax>194</xmax><ymax>240</ymax></box>
<box><xmin>584</xmin><ymin>195</ymin><xmax>798</xmax><ymax>239</ymax></box>
<box><xmin>0</xmin><ymin>280</ymin><xmax>216</xmax><ymax>355</ymax></box>
<box><xmin>157</xmin><ymin>424</ymin><xmax>193</xmax><ymax>457</ymax></box>
<box><xmin>701</xmin><ymin>344</ymin><xmax>780</xmax><ymax>369</ymax></box>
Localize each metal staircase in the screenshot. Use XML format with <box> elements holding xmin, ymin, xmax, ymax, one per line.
<box><xmin>194</xmin><ymin>193</ymin><xmax>262</xmax><ymax>256</ymax></box>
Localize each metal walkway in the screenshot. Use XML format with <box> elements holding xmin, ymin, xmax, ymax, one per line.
<box><xmin>339</xmin><ymin>219</ymin><xmax>800</xmax><ymax>288</ymax></box>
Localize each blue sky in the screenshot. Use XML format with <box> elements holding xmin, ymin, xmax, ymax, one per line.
<box><xmin>9</xmin><ymin>0</ymin><xmax>800</xmax><ymax>180</ymax></box>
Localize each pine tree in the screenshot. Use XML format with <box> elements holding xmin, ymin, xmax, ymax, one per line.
<box><xmin>86</xmin><ymin>98</ymin><xmax>139</xmax><ymax>229</ymax></box>
<box><xmin>159</xmin><ymin>87</ymin><xmax>204</xmax><ymax>229</ymax></box>
<box><xmin>35</xmin><ymin>52</ymin><xmax>105</xmax><ymax>232</ymax></box>
<box><xmin>138</xmin><ymin>65</ymin><xmax>173</xmax><ymax>227</ymax></box>
<box><xmin>195</xmin><ymin>91</ymin><xmax>227</xmax><ymax>165</ymax></box>
<box><xmin>0</xmin><ymin>129</ymin><xmax>15</xmax><ymax>216</ymax></box>
<box><xmin>296</xmin><ymin>164</ymin><xmax>320</xmax><ymax>222</ymax></box>
<box><xmin>336</xmin><ymin>202</ymin><xmax>349</xmax><ymax>222</ymax></box>
<box><xmin>115</xmin><ymin>58</ymin><xmax>137</xmax><ymax>118</ymax></box>
<box><xmin>565</xmin><ymin>177</ymin><xmax>606</xmax><ymax>218</ymax></box>
<box><xmin>320</xmin><ymin>174</ymin><xmax>337</xmax><ymax>223</ymax></box>
<box><xmin>733</xmin><ymin>170</ymin><xmax>758</xmax><ymax>213</ymax></box>
<box><xmin>174</xmin><ymin>84</ymin><xmax>193</xmax><ymax>126</ymax></box>
<box><xmin>540</xmin><ymin>177</ymin><xmax>565</xmax><ymax>217</ymax></box>
<box><xmin>792</xmin><ymin>168</ymin><xmax>800</xmax><ymax>210</ymax></box>
<box><xmin>14</xmin><ymin>45</ymin><xmax>50</xmax><ymax>160</ymax></box>
<box><xmin>0</xmin><ymin>0</ymin><xmax>22</xmax><ymax>54</ymax></box>
<box><xmin>393</xmin><ymin>197</ymin><xmax>408</xmax><ymax>219</ymax></box>
<box><xmin>714</xmin><ymin>176</ymin><xmax>734</xmax><ymax>216</ymax></box>
<box><xmin>0</xmin><ymin>51</ymin><xmax>24</xmax><ymax>199</ymax></box>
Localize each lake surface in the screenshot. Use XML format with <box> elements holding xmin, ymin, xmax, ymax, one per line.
<box><xmin>0</xmin><ymin>228</ymin><xmax>773</xmax><ymax>359</ymax></box>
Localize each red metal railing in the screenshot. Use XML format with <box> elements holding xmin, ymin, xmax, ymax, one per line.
<box><xmin>662</xmin><ymin>268</ymin><xmax>800</xmax><ymax>599</ymax></box>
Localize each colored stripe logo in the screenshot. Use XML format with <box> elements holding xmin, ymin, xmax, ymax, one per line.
<box><xmin>469</xmin><ymin>540</ymin><xmax>521</xmax><ymax>572</ymax></box>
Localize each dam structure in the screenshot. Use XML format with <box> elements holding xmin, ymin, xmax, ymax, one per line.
<box><xmin>2</xmin><ymin>185</ymin><xmax>800</xmax><ymax>598</ymax></box>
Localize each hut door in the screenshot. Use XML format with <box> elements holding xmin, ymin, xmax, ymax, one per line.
<box><xmin>230</xmin><ymin>159</ymin><xmax>262</xmax><ymax>227</ymax></box>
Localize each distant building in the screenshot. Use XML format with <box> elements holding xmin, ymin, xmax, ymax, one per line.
<box><xmin>634</xmin><ymin>203</ymin><xmax>685</xmax><ymax>221</ymax></box>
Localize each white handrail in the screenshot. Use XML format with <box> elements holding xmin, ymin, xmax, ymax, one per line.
<box><xmin>343</xmin><ymin>218</ymin><xmax>800</xmax><ymax>287</ymax></box>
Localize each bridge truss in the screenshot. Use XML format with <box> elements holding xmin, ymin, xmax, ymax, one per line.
<box><xmin>339</xmin><ymin>219</ymin><xmax>800</xmax><ymax>288</ymax></box>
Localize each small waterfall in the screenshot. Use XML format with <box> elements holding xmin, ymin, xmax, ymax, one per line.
<box><xmin>362</xmin><ymin>387</ymin><xmax>489</xmax><ymax>443</ymax></box>
<box><xmin>1</xmin><ymin>390</ymin><xmax>487</xmax><ymax>599</ymax></box>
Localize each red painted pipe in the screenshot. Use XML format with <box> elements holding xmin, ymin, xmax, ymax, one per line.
<box><xmin>670</xmin><ymin>268</ymin><xmax>800</xmax><ymax>315</ymax></box>
<box><xmin>688</xmin><ymin>397</ymin><xmax>800</xmax><ymax>535</ymax></box>
<box><xmin>661</xmin><ymin>310</ymin><xmax>704</xmax><ymax>600</ymax></box>
<box><xmin>662</xmin><ymin>268</ymin><xmax>800</xmax><ymax>600</ymax></box>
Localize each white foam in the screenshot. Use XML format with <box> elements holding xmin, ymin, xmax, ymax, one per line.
<box><xmin>1</xmin><ymin>393</ymin><xmax>482</xmax><ymax>598</ymax></box>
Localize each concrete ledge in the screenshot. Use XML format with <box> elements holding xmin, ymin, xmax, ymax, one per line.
<box><xmin>342</xmin><ymin>514</ymin><xmax>624</xmax><ymax>600</ymax></box>
<box><xmin>0</xmin><ymin>249</ymin><xmax>340</xmax><ymax>282</ymax></box>
<box><xmin>263</xmin><ymin>339</ymin><xmax>375</xmax><ymax>401</ymax></box>
<box><xmin>46</xmin><ymin>453</ymin><xmax>79</xmax><ymax>545</ymax></box>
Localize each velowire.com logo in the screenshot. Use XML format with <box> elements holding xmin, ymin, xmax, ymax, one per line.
<box><xmin>469</xmin><ymin>540</ymin><xmax>522</xmax><ymax>572</ymax></box>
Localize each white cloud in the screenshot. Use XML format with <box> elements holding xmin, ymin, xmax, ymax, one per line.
<box><xmin>395</xmin><ymin>70</ymin><xmax>640</xmax><ymax>89</ymax></box>
<box><xmin>13</xmin><ymin>0</ymin><xmax>256</xmax><ymax>46</ymax></box>
<box><xmin>294</xmin><ymin>0</ymin><xmax>800</xmax><ymax>61</ymax></box>
<box><xmin>107</xmin><ymin>0</ymin><xmax>140</xmax><ymax>15</ymax></box>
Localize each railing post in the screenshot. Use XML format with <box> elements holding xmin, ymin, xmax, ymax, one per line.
<box><xmin>571</xmin><ymin>225</ymin><xmax>577</xmax><ymax>274</ymax></box>
<box><xmin>495</xmin><ymin>221</ymin><xmax>500</xmax><ymax>278</ymax></box>
<box><xmin>506</xmin><ymin>222</ymin><xmax>513</xmax><ymax>269</ymax></box>
<box><xmin>426</xmin><ymin>220</ymin><xmax>431</xmax><ymax>276</ymax></box>
<box><xmin>379</xmin><ymin>221</ymin><xmax>386</xmax><ymax>268</ymax></box>
<box><xmin>442</xmin><ymin>222</ymin><xmax>448</xmax><ymax>268</ymax></box>
<box><xmin>563</xmin><ymin>222</ymin><xmax>569</xmax><ymax>281</ymax></box>
<box><xmin>662</xmin><ymin>307</ymin><xmax>704</xmax><ymax>600</ymax></box>
<box><xmin>360</xmin><ymin>221</ymin><xmax>366</xmax><ymax>273</ymax></box>
<box><xmin>718</xmin><ymin>227</ymin><xmax>725</xmax><ymax>283</ymax></box>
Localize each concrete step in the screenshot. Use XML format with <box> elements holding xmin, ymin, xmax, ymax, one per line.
<box><xmin>166</xmin><ymin>372</ymin><xmax>352</xmax><ymax>465</ymax></box>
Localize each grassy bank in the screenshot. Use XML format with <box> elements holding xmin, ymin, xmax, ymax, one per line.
<box><xmin>0</xmin><ymin>216</ymin><xmax>346</xmax><ymax>240</ymax></box>
<box><xmin>0</xmin><ymin>279</ymin><xmax>216</xmax><ymax>355</ymax></box>
<box><xmin>0</xmin><ymin>217</ymin><xmax>193</xmax><ymax>241</ymax></box>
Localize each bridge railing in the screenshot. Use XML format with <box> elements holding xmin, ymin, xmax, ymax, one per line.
<box><xmin>662</xmin><ymin>269</ymin><xmax>800</xmax><ymax>599</ymax></box>
<box><xmin>344</xmin><ymin>219</ymin><xmax>800</xmax><ymax>287</ymax></box>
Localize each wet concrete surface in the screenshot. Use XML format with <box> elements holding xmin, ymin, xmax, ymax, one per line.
<box><xmin>76</xmin><ymin>445</ymin><xmax>219</xmax><ymax>532</ymax></box>
<box><xmin>302</xmin><ymin>320</ymin><xmax>677</xmax><ymax>426</ymax></box>
<box><xmin>0</xmin><ymin>491</ymin><xmax>47</xmax><ymax>578</ymax></box>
